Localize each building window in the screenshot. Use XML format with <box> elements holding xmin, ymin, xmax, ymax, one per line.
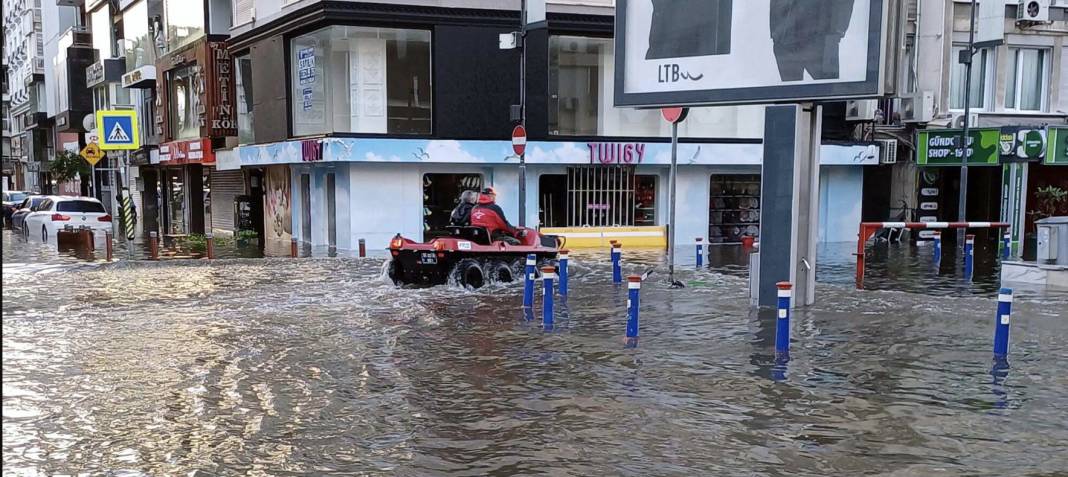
<box><xmin>90</xmin><ymin>6</ymin><xmax>114</xmax><ymax>60</ymax></box>
<box><xmin>949</xmin><ymin>46</ymin><xmax>993</xmax><ymax>110</ymax></box>
<box><xmin>549</xmin><ymin>35</ymin><xmax>744</xmax><ymax>138</ymax></box>
<box><xmin>163</xmin><ymin>0</ymin><xmax>205</xmax><ymax>53</ymax></box>
<box><xmin>168</xmin><ymin>65</ymin><xmax>201</xmax><ymax>140</ymax></box>
<box><xmin>289</xmin><ymin>25</ymin><xmax>432</xmax><ymax>137</ymax></box>
<box><xmin>122</xmin><ymin>0</ymin><xmax>155</xmax><ymax>71</ymax></box>
<box><xmin>235</xmin><ymin>54</ymin><xmax>254</xmax><ymax>144</ymax></box>
<box><xmin>1006</xmin><ymin>48</ymin><xmax>1050</xmax><ymax>112</ymax></box>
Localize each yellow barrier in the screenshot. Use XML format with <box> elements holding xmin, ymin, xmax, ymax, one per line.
<box><xmin>540</xmin><ymin>226</ymin><xmax>667</xmax><ymax>248</ymax></box>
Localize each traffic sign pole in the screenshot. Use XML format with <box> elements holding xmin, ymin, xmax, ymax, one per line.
<box><xmin>513</xmin><ymin>125</ymin><xmax>528</xmax><ymax>227</ymax></box>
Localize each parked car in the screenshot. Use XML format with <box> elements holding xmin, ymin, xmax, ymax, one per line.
<box><xmin>10</xmin><ymin>196</ymin><xmax>50</xmax><ymax>234</ymax></box>
<box><xmin>3</xmin><ymin>191</ymin><xmax>30</xmax><ymax>227</ymax></box>
<box><xmin>24</xmin><ymin>196</ymin><xmax>112</xmax><ymax>242</ymax></box>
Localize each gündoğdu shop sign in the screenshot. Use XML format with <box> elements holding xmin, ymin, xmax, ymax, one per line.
<box><xmin>916</xmin><ymin>129</ymin><xmax>1001</xmax><ymax>166</ymax></box>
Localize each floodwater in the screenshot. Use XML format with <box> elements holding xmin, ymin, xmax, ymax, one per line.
<box><xmin>3</xmin><ymin>230</ymin><xmax>1067</xmax><ymax>476</ymax></box>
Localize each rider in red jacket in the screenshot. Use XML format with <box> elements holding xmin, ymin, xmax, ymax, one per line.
<box><xmin>470</xmin><ymin>187</ymin><xmax>519</xmax><ymax>244</ymax></box>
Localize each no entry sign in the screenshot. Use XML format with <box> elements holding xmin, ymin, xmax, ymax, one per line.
<box><xmin>512</xmin><ymin>125</ymin><xmax>527</xmax><ymax>156</ymax></box>
<box><xmin>661</xmin><ymin>107</ymin><xmax>689</xmax><ymax>124</ymax></box>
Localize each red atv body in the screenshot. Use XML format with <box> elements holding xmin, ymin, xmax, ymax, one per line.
<box><xmin>387</xmin><ymin>226</ymin><xmax>560</xmax><ymax>288</ymax></box>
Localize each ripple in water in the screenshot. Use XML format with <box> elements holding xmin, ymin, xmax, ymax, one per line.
<box><xmin>3</xmin><ymin>231</ymin><xmax>1067</xmax><ymax>475</ymax></box>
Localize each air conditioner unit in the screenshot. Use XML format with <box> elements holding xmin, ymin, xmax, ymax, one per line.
<box><xmin>900</xmin><ymin>91</ymin><xmax>934</xmax><ymax>123</ymax></box>
<box><xmin>1017</xmin><ymin>0</ymin><xmax>1051</xmax><ymax>23</ymax></box>
<box><xmin>952</xmin><ymin>113</ymin><xmax>981</xmax><ymax>129</ymax></box>
<box><xmin>876</xmin><ymin>139</ymin><xmax>898</xmax><ymax>164</ymax></box>
<box><xmin>845</xmin><ymin>100</ymin><xmax>877</xmax><ymax>121</ymax></box>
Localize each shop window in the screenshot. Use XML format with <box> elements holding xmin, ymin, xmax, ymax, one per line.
<box><xmin>709</xmin><ymin>174</ymin><xmax>760</xmax><ymax>244</ymax></box>
<box><xmin>168</xmin><ymin>65</ymin><xmax>201</xmax><ymax>140</ymax></box>
<box><xmin>423</xmin><ymin>173</ymin><xmax>484</xmax><ymax>238</ymax></box>
<box><xmin>1006</xmin><ymin>48</ymin><xmax>1050</xmax><ymax>112</ymax></box>
<box><xmin>163</xmin><ymin>0</ymin><xmax>205</xmax><ymax>53</ymax></box>
<box><xmin>562</xmin><ymin>166</ymin><xmax>655</xmax><ymax>227</ymax></box>
<box><xmin>235</xmin><ymin>54</ymin><xmax>254</xmax><ymax>144</ymax></box>
<box><xmin>949</xmin><ymin>46</ymin><xmax>993</xmax><ymax>111</ymax></box>
<box><xmin>290</xmin><ymin>26</ymin><xmax>432</xmax><ymax>137</ymax></box>
<box><xmin>166</xmin><ymin>169</ymin><xmax>186</xmax><ymax>234</ymax></box>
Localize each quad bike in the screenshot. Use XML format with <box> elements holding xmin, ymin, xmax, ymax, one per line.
<box><xmin>387</xmin><ymin>226</ymin><xmax>561</xmax><ymax>289</ymax></box>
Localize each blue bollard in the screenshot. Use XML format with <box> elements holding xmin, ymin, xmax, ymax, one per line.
<box><xmin>611</xmin><ymin>242</ymin><xmax>623</xmax><ymax>285</ymax></box>
<box><xmin>626</xmin><ymin>275</ymin><xmax>641</xmax><ymax>343</ymax></box>
<box><xmin>993</xmin><ymin>288</ymin><xmax>1013</xmax><ymax>361</ymax></box>
<box><xmin>542</xmin><ymin>266</ymin><xmax>556</xmax><ymax>330</ymax></box>
<box><xmin>965</xmin><ymin>234</ymin><xmax>975</xmax><ymax>279</ymax></box>
<box><xmin>1002</xmin><ymin>232</ymin><xmax>1011</xmax><ymax>260</ymax></box>
<box><xmin>523</xmin><ymin>253</ymin><xmax>536</xmax><ymax>308</ymax></box>
<box><xmin>558</xmin><ymin>249</ymin><xmax>569</xmax><ymax>297</ymax></box>
<box><xmin>696</xmin><ymin>237</ymin><xmax>704</xmax><ymax>268</ymax></box>
<box><xmin>775</xmin><ymin>282</ymin><xmax>792</xmax><ymax>360</ymax></box>
<box><xmin>933</xmin><ymin>231</ymin><xmax>942</xmax><ymax>264</ymax></box>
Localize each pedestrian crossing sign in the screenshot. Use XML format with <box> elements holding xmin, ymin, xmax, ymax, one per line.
<box><xmin>95</xmin><ymin>110</ymin><xmax>140</xmax><ymax>150</ymax></box>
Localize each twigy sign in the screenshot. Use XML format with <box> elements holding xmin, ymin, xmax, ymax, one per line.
<box><xmin>588</xmin><ymin>143</ymin><xmax>646</xmax><ymax>165</ymax></box>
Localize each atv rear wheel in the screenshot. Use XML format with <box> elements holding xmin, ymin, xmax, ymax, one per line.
<box><xmin>452</xmin><ymin>259</ymin><xmax>485</xmax><ymax>289</ymax></box>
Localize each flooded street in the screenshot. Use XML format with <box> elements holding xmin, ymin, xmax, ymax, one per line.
<box><xmin>3</xmin><ymin>230</ymin><xmax>1067</xmax><ymax>476</ymax></box>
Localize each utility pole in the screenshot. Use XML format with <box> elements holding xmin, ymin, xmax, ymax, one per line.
<box><xmin>517</xmin><ymin>0</ymin><xmax>527</xmax><ymax>227</ymax></box>
<box><xmin>957</xmin><ymin>0</ymin><xmax>978</xmax><ymax>245</ymax></box>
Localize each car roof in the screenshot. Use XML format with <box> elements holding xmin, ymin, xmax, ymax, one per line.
<box><xmin>52</xmin><ymin>196</ymin><xmax>102</xmax><ymax>203</ymax></box>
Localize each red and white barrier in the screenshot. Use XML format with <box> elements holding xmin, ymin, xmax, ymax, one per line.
<box><xmin>855</xmin><ymin>221</ymin><xmax>1009</xmax><ymax>289</ymax></box>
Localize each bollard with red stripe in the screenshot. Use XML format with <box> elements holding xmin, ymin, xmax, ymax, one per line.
<box><xmin>625</xmin><ymin>274</ymin><xmax>641</xmax><ymax>346</ymax></box>
<box><xmin>542</xmin><ymin>266</ymin><xmax>556</xmax><ymax>330</ymax></box>
<box><xmin>775</xmin><ymin>282</ymin><xmax>792</xmax><ymax>360</ymax></box>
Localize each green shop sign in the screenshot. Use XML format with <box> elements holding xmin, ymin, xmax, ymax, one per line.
<box><xmin>916</xmin><ymin>128</ymin><xmax>1001</xmax><ymax>166</ymax></box>
<box><xmin>1047</xmin><ymin>127</ymin><xmax>1068</xmax><ymax>165</ymax></box>
<box><xmin>999</xmin><ymin>127</ymin><xmax>1046</xmax><ymax>162</ymax></box>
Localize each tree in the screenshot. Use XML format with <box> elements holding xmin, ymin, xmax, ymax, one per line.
<box><xmin>49</xmin><ymin>150</ymin><xmax>93</xmax><ymax>196</ymax></box>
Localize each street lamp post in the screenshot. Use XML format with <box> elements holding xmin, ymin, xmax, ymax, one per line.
<box><xmin>957</xmin><ymin>0</ymin><xmax>978</xmax><ymax>245</ymax></box>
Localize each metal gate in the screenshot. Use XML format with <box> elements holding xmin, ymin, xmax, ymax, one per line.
<box><xmin>567</xmin><ymin>165</ymin><xmax>636</xmax><ymax>227</ymax></box>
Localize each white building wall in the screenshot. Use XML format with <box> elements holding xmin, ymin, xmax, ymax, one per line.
<box><xmin>42</xmin><ymin>4</ymin><xmax>78</xmax><ymax>117</ymax></box>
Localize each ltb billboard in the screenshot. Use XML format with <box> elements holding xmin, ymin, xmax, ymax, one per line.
<box><xmin>615</xmin><ymin>0</ymin><xmax>892</xmax><ymax>107</ymax></box>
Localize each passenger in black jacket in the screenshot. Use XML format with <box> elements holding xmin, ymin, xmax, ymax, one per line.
<box><xmin>449</xmin><ymin>190</ymin><xmax>479</xmax><ymax>226</ymax></box>
<box><xmin>770</xmin><ymin>0</ymin><xmax>856</xmax><ymax>81</ymax></box>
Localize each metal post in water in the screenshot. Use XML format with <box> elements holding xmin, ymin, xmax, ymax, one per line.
<box><xmin>1002</xmin><ymin>232</ymin><xmax>1011</xmax><ymax>260</ymax></box>
<box><xmin>105</xmin><ymin>231</ymin><xmax>113</xmax><ymax>262</ymax></box>
<box><xmin>696</xmin><ymin>237</ymin><xmax>704</xmax><ymax>268</ymax></box>
<box><xmin>933</xmin><ymin>231</ymin><xmax>942</xmax><ymax>264</ymax></box>
<box><xmin>542</xmin><ymin>266</ymin><xmax>556</xmax><ymax>330</ymax></box>
<box><xmin>965</xmin><ymin>234</ymin><xmax>975</xmax><ymax>279</ymax></box>
<box><xmin>611</xmin><ymin>242</ymin><xmax>622</xmax><ymax>284</ymax></box>
<box><xmin>149</xmin><ymin>231</ymin><xmax>159</xmax><ymax>261</ymax></box>
<box><xmin>291</xmin><ymin>238</ymin><xmax>298</xmax><ymax>258</ymax></box>
<box><xmin>668</xmin><ymin>120</ymin><xmax>678</xmax><ymax>287</ymax></box>
<box><xmin>775</xmin><ymin>282</ymin><xmax>792</xmax><ymax>360</ymax></box>
<box><xmin>558</xmin><ymin>249</ymin><xmax>569</xmax><ymax>296</ymax></box>
<box><xmin>993</xmin><ymin>287</ymin><xmax>1013</xmax><ymax>362</ymax></box>
<box><xmin>359</xmin><ymin>238</ymin><xmax>366</xmax><ymax>258</ymax></box>
<box><xmin>205</xmin><ymin>233</ymin><xmax>215</xmax><ymax>259</ymax></box>
<box><xmin>626</xmin><ymin>274</ymin><xmax>641</xmax><ymax>344</ymax></box>
<box><xmin>523</xmin><ymin>253</ymin><xmax>536</xmax><ymax>308</ymax></box>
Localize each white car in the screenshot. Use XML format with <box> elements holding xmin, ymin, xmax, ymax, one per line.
<box><xmin>23</xmin><ymin>196</ymin><xmax>112</xmax><ymax>242</ymax></box>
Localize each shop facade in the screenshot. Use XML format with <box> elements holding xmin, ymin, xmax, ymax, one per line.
<box><xmin>149</xmin><ymin>37</ymin><xmax>236</xmax><ymax>236</ymax></box>
<box><xmin>235</xmin><ymin>137</ymin><xmax>876</xmax><ymax>251</ymax></box>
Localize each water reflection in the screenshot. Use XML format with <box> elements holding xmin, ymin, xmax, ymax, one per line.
<box><xmin>3</xmin><ymin>231</ymin><xmax>1068</xmax><ymax>475</ymax></box>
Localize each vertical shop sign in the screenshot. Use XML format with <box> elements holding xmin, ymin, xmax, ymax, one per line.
<box><xmin>1046</xmin><ymin>127</ymin><xmax>1068</xmax><ymax>165</ymax></box>
<box><xmin>298</xmin><ymin>47</ymin><xmax>316</xmax><ymax>111</ymax></box>
<box><xmin>210</xmin><ymin>43</ymin><xmax>236</xmax><ymax>134</ymax></box>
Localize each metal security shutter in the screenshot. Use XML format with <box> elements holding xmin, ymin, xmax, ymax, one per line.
<box><xmin>233</xmin><ymin>0</ymin><xmax>254</xmax><ymax>26</ymax></box>
<box><xmin>210</xmin><ymin>168</ymin><xmax>246</xmax><ymax>233</ymax></box>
